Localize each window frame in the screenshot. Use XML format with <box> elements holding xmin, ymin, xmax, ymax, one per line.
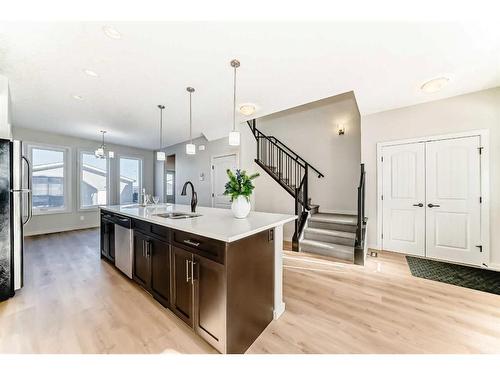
<box><xmin>26</xmin><ymin>142</ymin><xmax>72</xmax><ymax>216</ymax></box>
<box><xmin>118</xmin><ymin>155</ymin><xmax>143</xmax><ymax>205</ymax></box>
<box><xmin>78</xmin><ymin>148</ymin><xmax>111</xmax><ymax>211</ymax></box>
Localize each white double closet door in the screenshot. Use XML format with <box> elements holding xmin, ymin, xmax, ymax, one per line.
<box><xmin>382</xmin><ymin>136</ymin><xmax>482</xmax><ymax>266</ymax></box>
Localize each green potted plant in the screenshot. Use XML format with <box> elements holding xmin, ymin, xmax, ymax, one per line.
<box><xmin>223</xmin><ymin>169</ymin><xmax>259</xmax><ymax>218</ymax></box>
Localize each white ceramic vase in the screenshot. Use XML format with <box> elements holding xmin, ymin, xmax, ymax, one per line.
<box><xmin>231</xmin><ymin>196</ymin><xmax>251</xmax><ymax>219</ymax></box>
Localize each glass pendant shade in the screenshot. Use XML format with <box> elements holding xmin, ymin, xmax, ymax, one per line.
<box><xmin>94</xmin><ymin>130</ymin><xmax>111</xmax><ymax>159</ymax></box>
<box><xmin>186</xmin><ymin>143</ymin><xmax>196</xmax><ymax>155</ymax></box>
<box><xmin>156</xmin><ymin>151</ymin><xmax>166</xmax><ymax>161</ymax></box>
<box><xmin>228</xmin><ymin>131</ymin><xmax>240</xmax><ymax>146</ymax></box>
<box><xmin>94</xmin><ymin>147</ymin><xmax>105</xmax><ymax>159</ymax></box>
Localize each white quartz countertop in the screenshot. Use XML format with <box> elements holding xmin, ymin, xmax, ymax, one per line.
<box><xmin>100</xmin><ymin>204</ymin><xmax>296</xmax><ymax>243</ymax></box>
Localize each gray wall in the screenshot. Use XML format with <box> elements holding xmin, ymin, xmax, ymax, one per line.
<box><xmin>155</xmin><ymin>136</ymin><xmax>239</xmax><ymax>207</ymax></box>
<box><xmin>13</xmin><ymin>127</ymin><xmax>155</xmax><ymax>236</ymax></box>
<box><xmin>361</xmin><ymin>87</ymin><xmax>500</xmax><ymax>267</ymax></box>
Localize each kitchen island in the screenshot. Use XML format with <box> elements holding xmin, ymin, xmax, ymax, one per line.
<box><xmin>99</xmin><ymin>204</ymin><xmax>295</xmax><ymax>354</ymax></box>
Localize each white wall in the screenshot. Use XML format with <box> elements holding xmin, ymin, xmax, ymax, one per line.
<box><xmin>153</xmin><ymin>93</ymin><xmax>362</xmax><ymax>242</ymax></box>
<box><xmin>361</xmin><ymin>87</ymin><xmax>500</xmax><ymax>267</ymax></box>
<box><xmin>155</xmin><ymin>135</ymin><xmax>240</xmax><ymax>207</ymax></box>
<box><xmin>0</xmin><ymin>75</ymin><xmax>12</xmax><ymax>139</ymax></box>
<box><xmin>13</xmin><ymin>127</ymin><xmax>155</xmax><ymax>236</ymax></box>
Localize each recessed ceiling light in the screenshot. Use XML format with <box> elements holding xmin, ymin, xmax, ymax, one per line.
<box><xmin>239</xmin><ymin>104</ymin><xmax>256</xmax><ymax>116</ymax></box>
<box><xmin>103</xmin><ymin>25</ymin><xmax>121</xmax><ymax>40</ymax></box>
<box><xmin>420</xmin><ymin>77</ymin><xmax>450</xmax><ymax>93</ymax></box>
<box><xmin>84</xmin><ymin>69</ymin><xmax>98</xmax><ymax>77</ymax></box>
<box><xmin>72</xmin><ymin>95</ymin><xmax>84</xmax><ymax>100</ymax></box>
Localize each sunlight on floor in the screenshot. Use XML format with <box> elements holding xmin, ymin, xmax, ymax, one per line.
<box><xmin>161</xmin><ymin>348</ymin><xmax>181</xmax><ymax>354</ymax></box>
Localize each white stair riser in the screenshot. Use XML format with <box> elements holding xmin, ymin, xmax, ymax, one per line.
<box><xmin>304</xmin><ymin>231</ymin><xmax>355</xmax><ymax>246</ymax></box>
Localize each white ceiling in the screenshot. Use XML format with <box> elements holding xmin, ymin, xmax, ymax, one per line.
<box><xmin>1</xmin><ymin>21</ymin><xmax>499</xmax><ymax>149</ymax></box>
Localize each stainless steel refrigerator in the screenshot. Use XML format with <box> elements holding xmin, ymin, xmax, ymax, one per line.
<box><xmin>0</xmin><ymin>138</ymin><xmax>32</xmax><ymax>301</ymax></box>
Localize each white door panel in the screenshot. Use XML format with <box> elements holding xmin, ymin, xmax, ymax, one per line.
<box><xmin>211</xmin><ymin>154</ymin><xmax>237</xmax><ymax>209</ymax></box>
<box><xmin>382</xmin><ymin>143</ymin><xmax>425</xmax><ymax>256</ymax></box>
<box><xmin>425</xmin><ymin>137</ymin><xmax>481</xmax><ymax>265</ymax></box>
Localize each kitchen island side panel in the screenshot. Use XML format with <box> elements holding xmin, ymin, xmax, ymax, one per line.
<box><xmin>225</xmin><ymin>229</ymin><xmax>274</xmax><ymax>354</ymax></box>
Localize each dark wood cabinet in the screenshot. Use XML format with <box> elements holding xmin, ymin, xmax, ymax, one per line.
<box><xmin>170</xmin><ymin>242</ymin><xmax>226</xmax><ymax>351</ymax></box>
<box><xmin>150</xmin><ymin>237</ymin><xmax>171</xmax><ymax>307</ymax></box>
<box><xmin>100</xmin><ymin>216</ymin><xmax>115</xmax><ymax>263</ymax></box>
<box><xmin>171</xmin><ymin>246</ymin><xmax>194</xmax><ymax>327</ymax></box>
<box><xmin>132</xmin><ymin>231</ymin><xmax>150</xmax><ymax>288</ymax></box>
<box><xmin>133</xmin><ymin>230</ymin><xmax>171</xmax><ymax>308</ymax></box>
<box><xmin>193</xmin><ymin>254</ymin><xmax>226</xmax><ymax>353</ymax></box>
<box><xmin>102</xmin><ymin>210</ymin><xmax>275</xmax><ymax>354</ymax></box>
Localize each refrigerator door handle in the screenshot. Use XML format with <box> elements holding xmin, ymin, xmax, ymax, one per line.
<box><xmin>22</xmin><ymin>156</ymin><xmax>33</xmax><ymax>225</ymax></box>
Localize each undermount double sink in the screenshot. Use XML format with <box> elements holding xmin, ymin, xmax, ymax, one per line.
<box><xmin>120</xmin><ymin>204</ymin><xmax>201</xmax><ymax>219</ymax></box>
<box><xmin>154</xmin><ymin>212</ymin><xmax>202</xmax><ymax>219</ymax></box>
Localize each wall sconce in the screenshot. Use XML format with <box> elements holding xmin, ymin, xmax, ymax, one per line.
<box><xmin>337</xmin><ymin>124</ymin><xmax>345</xmax><ymax>135</ymax></box>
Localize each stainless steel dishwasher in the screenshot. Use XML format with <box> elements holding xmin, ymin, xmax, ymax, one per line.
<box><xmin>113</xmin><ymin>215</ymin><xmax>133</xmax><ymax>278</ymax></box>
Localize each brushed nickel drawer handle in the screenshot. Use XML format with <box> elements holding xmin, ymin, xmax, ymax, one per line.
<box><xmin>191</xmin><ymin>261</ymin><xmax>196</xmax><ymax>285</ymax></box>
<box><xmin>184</xmin><ymin>239</ymin><xmax>200</xmax><ymax>247</ymax></box>
<box><xmin>186</xmin><ymin>259</ymin><xmax>191</xmax><ymax>283</ymax></box>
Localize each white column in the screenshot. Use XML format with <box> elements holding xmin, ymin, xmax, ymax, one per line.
<box><xmin>273</xmin><ymin>224</ymin><xmax>286</xmax><ymax>319</ymax></box>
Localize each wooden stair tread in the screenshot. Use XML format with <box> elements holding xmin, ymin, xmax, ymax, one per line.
<box><xmin>309</xmin><ymin>213</ymin><xmax>357</xmax><ymax>226</ymax></box>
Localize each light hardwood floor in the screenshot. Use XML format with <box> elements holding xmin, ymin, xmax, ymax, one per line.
<box><xmin>1</xmin><ymin>229</ymin><xmax>500</xmax><ymax>353</ymax></box>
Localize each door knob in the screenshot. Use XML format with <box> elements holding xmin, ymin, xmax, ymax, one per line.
<box><xmin>428</xmin><ymin>203</ymin><xmax>440</xmax><ymax>208</ymax></box>
<box><xmin>412</xmin><ymin>203</ymin><xmax>424</xmax><ymax>207</ymax></box>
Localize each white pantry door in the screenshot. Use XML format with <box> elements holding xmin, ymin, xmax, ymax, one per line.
<box><xmin>382</xmin><ymin>143</ymin><xmax>426</xmax><ymax>256</ymax></box>
<box><xmin>425</xmin><ymin>136</ymin><xmax>482</xmax><ymax>265</ymax></box>
<box><xmin>211</xmin><ymin>154</ymin><xmax>237</xmax><ymax>209</ymax></box>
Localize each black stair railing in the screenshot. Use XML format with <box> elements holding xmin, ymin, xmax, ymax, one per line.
<box><xmin>247</xmin><ymin>119</ymin><xmax>324</xmax><ymax>251</ymax></box>
<box><xmin>355</xmin><ymin>163</ymin><xmax>366</xmax><ymax>248</ymax></box>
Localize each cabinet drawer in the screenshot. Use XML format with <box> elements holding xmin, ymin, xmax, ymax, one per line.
<box><xmin>101</xmin><ymin>211</ymin><xmax>113</xmax><ymax>220</ymax></box>
<box><xmin>173</xmin><ymin>230</ymin><xmax>225</xmax><ymax>265</ymax></box>
<box><xmin>132</xmin><ymin>219</ymin><xmax>170</xmax><ymax>242</ymax></box>
<box><xmin>132</xmin><ymin>219</ymin><xmax>151</xmax><ymax>233</ymax></box>
<box><xmin>151</xmin><ymin>223</ymin><xmax>170</xmax><ymax>242</ymax></box>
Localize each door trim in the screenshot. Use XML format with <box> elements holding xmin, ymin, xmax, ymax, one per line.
<box><xmin>375</xmin><ymin>129</ymin><xmax>490</xmax><ymax>267</ymax></box>
<box><xmin>210</xmin><ymin>152</ymin><xmax>240</xmax><ymax>208</ymax></box>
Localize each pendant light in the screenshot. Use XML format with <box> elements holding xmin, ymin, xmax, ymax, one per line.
<box><xmin>156</xmin><ymin>104</ymin><xmax>166</xmax><ymax>161</ymax></box>
<box><xmin>95</xmin><ymin>130</ymin><xmax>113</xmax><ymax>159</ymax></box>
<box><xmin>228</xmin><ymin>59</ymin><xmax>241</xmax><ymax>146</ymax></box>
<box><xmin>186</xmin><ymin>87</ymin><xmax>196</xmax><ymax>155</ymax></box>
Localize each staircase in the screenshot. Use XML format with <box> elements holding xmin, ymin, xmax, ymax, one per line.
<box><xmin>301</xmin><ymin>213</ymin><xmax>358</xmax><ymax>261</ymax></box>
<box><xmin>247</xmin><ymin>120</ymin><xmax>367</xmax><ymax>264</ymax></box>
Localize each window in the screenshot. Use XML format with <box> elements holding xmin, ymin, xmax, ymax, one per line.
<box><xmin>119</xmin><ymin>157</ymin><xmax>142</xmax><ymax>204</ymax></box>
<box><xmin>79</xmin><ymin>151</ymin><xmax>108</xmax><ymax>208</ymax></box>
<box><xmin>28</xmin><ymin>144</ymin><xmax>70</xmax><ymax>214</ymax></box>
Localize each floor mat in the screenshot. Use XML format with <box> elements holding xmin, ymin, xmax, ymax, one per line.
<box><xmin>406</xmin><ymin>256</ymin><xmax>500</xmax><ymax>295</ymax></box>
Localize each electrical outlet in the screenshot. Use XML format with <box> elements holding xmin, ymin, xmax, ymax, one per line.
<box><xmin>80</xmin><ymin>215</ymin><xmax>85</xmax><ymax>221</ymax></box>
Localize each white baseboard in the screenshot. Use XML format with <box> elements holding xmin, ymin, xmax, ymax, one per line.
<box><xmin>488</xmin><ymin>263</ymin><xmax>500</xmax><ymax>272</ymax></box>
<box><xmin>25</xmin><ymin>225</ymin><xmax>99</xmax><ymax>237</ymax></box>
<box><xmin>368</xmin><ymin>243</ymin><xmax>381</xmax><ymax>250</ymax></box>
